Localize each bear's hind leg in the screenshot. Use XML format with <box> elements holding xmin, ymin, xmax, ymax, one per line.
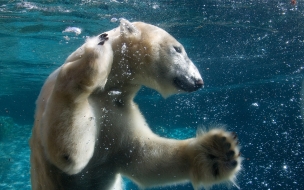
<box><xmin>189</xmin><ymin>128</ymin><xmax>242</xmax><ymax>189</ymax></box>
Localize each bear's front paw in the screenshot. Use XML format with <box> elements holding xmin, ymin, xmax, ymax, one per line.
<box><xmin>190</xmin><ymin>128</ymin><xmax>242</xmax><ymax>187</ymax></box>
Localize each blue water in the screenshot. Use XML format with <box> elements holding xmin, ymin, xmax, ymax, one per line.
<box><xmin>0</xmin><ymin>0</ymin><xmax>303</xmax><ymax>189</ymax></box>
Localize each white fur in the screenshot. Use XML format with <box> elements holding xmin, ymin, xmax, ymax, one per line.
<box><xmin>30</xmin><ymin>19</ymin><xmax>241</xmax><ymax>190</ymax></box>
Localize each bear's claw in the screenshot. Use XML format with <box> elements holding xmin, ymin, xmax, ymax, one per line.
<box><xmin>98</xmin><ymin>33</ymin><xmax>109</xmax><ymax>45</ymax></box>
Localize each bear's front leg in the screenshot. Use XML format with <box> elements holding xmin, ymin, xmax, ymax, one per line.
<box><xmin>121</xmin><ymin>128</ymin><xmax>241</xmax><ymax>190</ymax></box>
<box><xmin>40</xmin><ymin>34</ymin><xmax>113</xmax><ymax>175</ymax></box>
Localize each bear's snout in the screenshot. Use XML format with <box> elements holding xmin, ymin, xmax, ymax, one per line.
<box><xmin>173</xmin><ymin>76</ymin><xmax>204</xmax><ymax>92</ymax></box>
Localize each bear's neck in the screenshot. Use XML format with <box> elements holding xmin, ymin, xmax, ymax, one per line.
<box><xmin>94</xmin><ymin>34</ymin><xmax>146</xmax><ymax>106</ymax></box>
<box><xmin>97</xmin><ymin>58</ymin><xmax>142</xmax><ymax>107</ymax></box>
<box><xmin>91</xmin><ymin>83</ymin><xmax>140</xmax><ymax>109</ymax></box>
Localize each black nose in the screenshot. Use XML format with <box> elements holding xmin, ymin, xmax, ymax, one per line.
<box><xmin>194</xmin><ymin>79</ymin><xmax>204</xmax><ymax>89</ymax></box>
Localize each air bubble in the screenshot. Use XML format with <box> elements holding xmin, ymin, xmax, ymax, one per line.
<box><xmin>110</xmin><ymin>18</ymin><xmax>118</xmax><ymax>22</ymax></box>
<box><xmin>62</xmin><ymin>27</ymin><xmax>81</xmax><ymax>35</ymax></box>
<box><xmin>121</xmin><ymin>43</ymin><xmax>127</xmax><ymax>54</ymax></box>
<box><xmin>108</xmin><ymin>91</ymin><xmax>122</xmax><ymax>96</ymax></box>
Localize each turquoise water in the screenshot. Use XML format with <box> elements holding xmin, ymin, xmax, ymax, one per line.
<box><xmin>0</xmin><ymin>0</ymin><xmax>304</xmax><ymax>189</ymax></box>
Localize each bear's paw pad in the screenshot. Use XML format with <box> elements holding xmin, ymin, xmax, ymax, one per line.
<box><xmin>193</xmin><ymin>129</ymin><xmax>241</xmax><ymax>184</ymax></box>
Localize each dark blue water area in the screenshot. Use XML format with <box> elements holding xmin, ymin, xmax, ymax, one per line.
<box><xmin>1</xmin><ymin>0</ymin><xmax>304</xmax><ymax>190</ymax></box>
<box><xmin>134</xmin><ymin>75</ymin><xmax>304</xmax><ymax>189</ymax></box>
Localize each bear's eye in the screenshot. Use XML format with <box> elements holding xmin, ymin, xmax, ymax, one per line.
<box><xmin>173</xmin><ymin>46</ymin><xmax>182</xmax><ymax>53</ymax></box>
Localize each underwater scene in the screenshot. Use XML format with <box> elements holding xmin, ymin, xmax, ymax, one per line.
<box><xmin>0</xmin><ymin>0</ymin><xmax>303</xmax><ymax>189</ymax></box>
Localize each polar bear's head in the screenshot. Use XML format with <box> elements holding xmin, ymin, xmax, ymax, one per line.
<box><xmin>108</xmin><ymin>19</ymin><xmax>203</xmax><ymax>97</ymax></box>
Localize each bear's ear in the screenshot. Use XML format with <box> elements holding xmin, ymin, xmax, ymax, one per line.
<box><xmin>120</xmin><ymin>18</ymin><xmax>141</xmax><ymax>39</ymax></box>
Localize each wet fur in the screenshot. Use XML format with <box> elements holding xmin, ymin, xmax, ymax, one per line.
<box><xmin>30</xmin><ymin>19</ymin><xmax>241</xmax><ymax>190</ymax></box>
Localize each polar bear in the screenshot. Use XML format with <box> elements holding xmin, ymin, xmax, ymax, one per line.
<box><xmin>30</xmin><ymin>19</ymin><xmax>241</xmax><ymax>190</ymax></box>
